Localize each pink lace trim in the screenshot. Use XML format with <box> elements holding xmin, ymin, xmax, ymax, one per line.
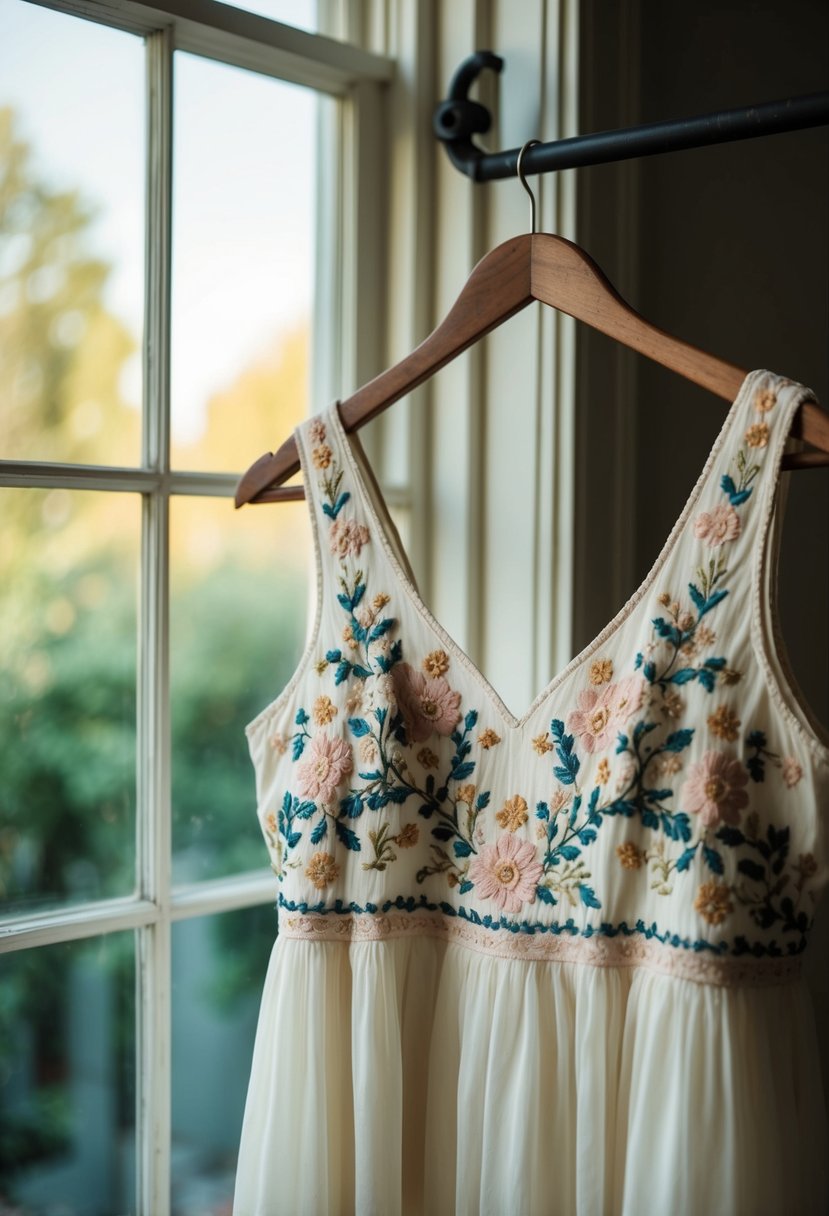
<box><xmin>279</xmin><ymin>910</ymin><xmax>803</xmax><ymax>988</ymax></box>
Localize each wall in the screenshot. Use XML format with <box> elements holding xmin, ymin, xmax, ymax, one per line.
<box><xmin>579</xmin><ymin>0</ymin><xmax>829</xmax><ymax>1107</ymax></box>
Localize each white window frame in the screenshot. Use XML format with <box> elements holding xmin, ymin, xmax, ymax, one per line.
<box><xmin>0</xmin><ymin>3</ymin><xmax>392</xmax><ymax>1212</ymax></box>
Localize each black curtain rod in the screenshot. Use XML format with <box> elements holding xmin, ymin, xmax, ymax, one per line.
<box><xmin>433</xmin><ymin>51</ymin><xmax>829</xmax><ymax>182</ymax></box>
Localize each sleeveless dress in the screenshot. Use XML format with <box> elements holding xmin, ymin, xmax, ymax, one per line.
<box><xmin>233</xmin><ymin>369</ymin><xmax>829</xmax><ymax>1216</ymax></box>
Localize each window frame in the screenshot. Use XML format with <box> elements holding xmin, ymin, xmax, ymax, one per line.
<box><xmin>0</xmin><ymin>2</ymin><xmax>392</xmax><ymax>1211</ymax></box>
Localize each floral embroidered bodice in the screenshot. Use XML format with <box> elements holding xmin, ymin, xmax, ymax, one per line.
<box><xmin>245</xmin><ymin>368</ymin><xmax>829</xmax><ymax>988</ymax></box>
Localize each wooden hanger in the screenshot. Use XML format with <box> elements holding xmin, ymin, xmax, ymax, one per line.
<box><xmin>235</xmin><ymin>155</ymin><xmax>829</xmax><ymax>507</ymax></box>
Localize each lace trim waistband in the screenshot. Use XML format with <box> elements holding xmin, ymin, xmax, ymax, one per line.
<box><xmin>278</xmin><ymin>910</ymin><xmax>803</xmax><ymax>988</ymax></box>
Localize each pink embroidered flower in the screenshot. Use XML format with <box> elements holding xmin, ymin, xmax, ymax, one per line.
<box><xmin>781</xmin><ymin>756</ymin><xmax>803</xmax><ymax>788</ymax></box>
<box><xmin>682</xmin><ymin>750</ymin><xmax>749</xmax><ymax>827</ymax></box>
<box><xmin>308</xmin><ymin>417</ymin><xmax>327</xmax><ymax>444</ymax></box>
<box><xmin>329</xmin><ymin>517</ymin><xmax>370</xmax><ymax>558</ymax></box>
<box><xmin>567</xmin><ymin>686</ymin><xmax>617</xmax><ymax>753</ymax></box>
<box><xmin>567</xmin><ymin>675</ymin><xmax>645</xmax><ymax>754</ymax></box>
<box><xmin>391</xmin><ymin>662</ymin><xmax>462</xmax><ymax>742</ymax></box>
<box><xmin>296</xmin><ymin>733</ymin><xmax>353</xmax><ymax>803</ymax></box>
<box><xmin>693</xmin><ymin>504</ymin><xmax>741</xmax><ymax>547</ymax></box>
<box><xmin>468</xmin><ymin>834</ymin><xmax>543</xmax><ymax>913</ymax></box>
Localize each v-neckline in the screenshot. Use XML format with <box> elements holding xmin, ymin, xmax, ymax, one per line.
<box><xmin>327</xmin><ymin>371</ymin><xmax>758</xmax><ymax>732</ymax></box>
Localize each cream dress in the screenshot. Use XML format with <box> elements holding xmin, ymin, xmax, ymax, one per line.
<box><xmin>234</xmin><ymin>370</ymin><xmax>829</xmax><ymax>1216</ymax></box>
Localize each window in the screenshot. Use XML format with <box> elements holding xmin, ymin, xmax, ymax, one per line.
<box><xmin>0</xmin><ymin>2</ymin><xmax>391</xmax><ymax>1211</ymax></box>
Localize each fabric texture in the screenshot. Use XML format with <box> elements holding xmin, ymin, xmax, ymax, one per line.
<box><xmin>233</xmin><ymin>369</ymin><xmax>829</xmax><ymax>1216</ymax></box>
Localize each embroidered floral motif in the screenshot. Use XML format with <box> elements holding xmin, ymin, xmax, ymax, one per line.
<box><xmin>392</xmin><ymin>663</ymin><xmax>462</xmax><ymax>741</ymax></box>
<box><xmin>305</xmin><ymin>851</ymin><xmax>340</xmax><ymax>889</ymax></box>
<box><xmin>468</xmin><ymin>834</ymin><xmax>543</xmax><ymax>913</ymax></box>
<box><xmin>478</xmin><ymin>728</ymin><xmax>501</xmax><ymax>749</ymax></box>
<box><xmin>693</xmin><ymin>503</ymin><xmax>741</xmax><ymax>547</ymax></box>
<box><xmin>263</xmin><ymin>384</ymin><xmax>821</xmax><ymax>967</ymax></box>
<box><xmin>297</xmin><ymin>733</ymin><xmax>353</xmax><ymax>803</ymax></box>
<box><xmin>707</xmin><ymin>704</ymin><xmax>741</xmax><ymax>742</ymax></box>
<box><xmin>694</xmin><ymin>880</ymin><xmax>733</xmax><ymax>925</ymax></box>
<box><xmin>589</xmin><ymin>657</ymin><xmax>613</xmax><ymax>685</ymax></box>
<box><xmin>495</xmin><ymin>795</ymin><xmax>528</xmax><ymax>832</ymax></box>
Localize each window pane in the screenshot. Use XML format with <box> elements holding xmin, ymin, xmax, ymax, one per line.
<box><xmin>0</xmin><ymin>489</ymin><xmax>138</xmax><ymax>915</ymax></box>
<box><xmin>0</xmin><ymin>2</ymin><xmax>144</xmax><ymax>465</ymax></box>
<box><xmin>170</xmin><ymin>496</ymin><xmax>310</xmax><ymax>884</ymax></box>
<box><xmin>172</xmin><ymin>905</ymin><xmax>276</xmax><ymax>1212</ymax></box>
<box><xmin>230</xmin><ymin>0</ymin><xmax>317</xmax><ymax>30</ymax></box>
<box><xmin>170</xmin><ymin>52</ymin><xmax>321</xmax><ymax>472</ymax></box>
<box><xmin>0</xmin><ymin>932</ymin><xmax>136</xmax><ymax>1215</ymax></box>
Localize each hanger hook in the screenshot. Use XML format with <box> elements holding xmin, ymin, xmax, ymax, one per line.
<box><xmin>516</xmin><ymin>139</ymin><xmax>542</xmax><ymax>234</ymax></box>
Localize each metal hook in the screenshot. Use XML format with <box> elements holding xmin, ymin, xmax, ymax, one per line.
<box><xmin>516</xmin><ymin>139</ymin><xmax>541</xmax><ymax>233</ymax></box>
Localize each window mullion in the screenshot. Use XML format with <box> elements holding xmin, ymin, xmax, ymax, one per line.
<box><xmin>137</xmin><ymin>24</ymin><xmax>174</xmax><ymax>1216</ymax></box>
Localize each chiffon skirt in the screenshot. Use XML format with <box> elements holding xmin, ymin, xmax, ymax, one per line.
<box><xmin>233</xmin><ymin>934</ymin><xmax>829</xmax><ymax>1216</ymax></box>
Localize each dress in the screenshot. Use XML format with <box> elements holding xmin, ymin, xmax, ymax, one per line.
<box><xmin>233</xmin><ymin>369</ymin><xmax>829</xmax><ymax>1216</ymax></box>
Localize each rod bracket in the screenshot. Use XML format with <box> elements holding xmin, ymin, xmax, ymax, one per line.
<box><xmin>432</xmin><ymin>50</ymin><xmax>503</xmax><ymax>181</ymax></box>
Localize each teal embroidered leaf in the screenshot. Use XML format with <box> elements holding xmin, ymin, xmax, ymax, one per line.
<box><xmin>310</xmin><ymin>818</ymin><xmax>328</xmax><ymax>844</ymax></box>
<box><xmin>452</xmin><ymin>761</ymin><xmax>475</xmax><ymax>781</ymax></box>
<box><xmin>578</xmin><ymin>884</ymin><xmax>601</xmax><ymax>909</ymax></box>
<box><xmin>459</xmin><ymin>880</ymin><xmax>473</xmax><ymax>894</ymax></box>
<box><xmin>747</xmin><ymin>728</ymin><xmax>766</xmax><ymax>748</ymax></box>
<box><xmin>568</xmin><ymin>795</ymin><xmax>582</xmax><ymax>828</ymax></box>
<box><xmin>340</xmin><ymin>792</ymin><xmax>363</xmax><ymax>818</ymax></box>
<box><xmin>663</xmin><ymin>812</ymin><xmax>692</xmax><ymax>842</ymax></box>
<box><xmin>675</xmin><ymin>845</ymin><xmax>698</xmax><ymax>872</ymax></box>
<box><xmin>286</xmin><ymin>830</ymin><xmax>301</xmax><ymax>849</ymax></box>
<box><xmin>325</xmin><ymin>649</ymin><xmax>342</xmax><ymax>663</ymax></box>
<box><xmin>577</xmin><ymin>827</ymin><xmax>597</xmax><ymax>845</ymax></box>
<box><xmin>558</xmin><ymin>844</ymin><xmax>581</xmax><ymax>861</ymax></box>
<box><xmin>335</xmin><ymin>820</ymin><xmax>361</xmax><ymax>851</ymax></box>
<box><xmin>643</xmin><ymin>660</ymin><xmax>656</xmax><ymax>682</ymax></box>
<box><xmin>374</xmin><ymin>706</ymin><xmax>388</xmax><ymax>727</ymax></box>
<box><xmin>465</xmin><ymin>709</ymin><xmax>478</xmax><ymax>731</ymax></box>
<box><xmin>697</xmin><ymin>668</ymin><xmax>716</xmax><ymax>692</ymax></box>
<box><xmin>282</xmin><ymin>790</ymin><xmax>293</xmax><ymax>814</ymax></box>
<box><xmin>296</xmin><ymin>800</ymin><xmax>317</xmax><ymax>819</ymax></box>
<box><xmin>536</xmin><ymin>886</ymin><xmax>557</xmax><ymax>905</ymax></box>
<box><xmin>669</xmin><ymin>667</ymin><xmax>697</xmax><ymax>684</ymax></box>
<box><xmin>703</xmin><ymin>844</ymin><xmax>724</xmax><ymax>874</ymax></box>
<box><xmin>352</xmin><ymin>665</ymin><xmax>373</xmax><ymax>679</ymax></box>
<box><xmin>704</xmin><ymin>657</ymin><xmax>726</xmax><ymax>670</ymax></box>
<box><xmin>351</xmin><ymin>582</ymin><xmax>366</xmax><ymax>609</ymax></box>
<box><xmin>475</xmin><ymin>791</ymin><xmax>490</xmax><ymax>810</ymax></box>
<box><xmin>688</xmin><ymin>582</ymin><xmax>706</xmax><ymax>612</ymax></box>
<box><xmin>295</xmin><ymin>708</ymin><xmax>309</xmax><ymax>726</ymax></box>
<box><xmin>738</xmin><ymin>857</ymin><xmax>766</xmax><ymax>882</ymax></box>
<box><xmin>536</xmin><ymin>801</ymin><xmax>550</xmax><ymax>821</ymax></box>
<box><xmin>386</xmin><ymin>786</ymin><xmax>410</xmax><ymax>804</ymax></box>
<box><xmin>347</xmin><ymin>717</ymin><xmax>371</xmax><ymax>737</ymax></box>
<box><xmin>664</xmin><ymin>728</ymin><xmax>694</xmax><ymax>752</ymax></box>
<box><xmin>698</xmin><ymin>589</ymin><xmax>728</xmax><ymax>617</ymax></box>
<box><xmin>431</xmin><ymin>824</ymin><xmax>454</xmax><ymax>842</ymax></box>
<box><xmin>369</xmin><ymin>618</ymin><xmax>395</xmax><ymax>641</ymax></box>
<box><xmin>615</xmin><ymin>732</ymin><xmax>629</xmax><ymax>753</ymax></box>
<box><xmin>453</xmin><ymin>839</ymin><xmax>472</xmax><ymax>858</ymax></box>
<box><xmin>358</xmin><ymin>770</ymin><xmax>382</xmax><ymax>781</ymax></box>
<box><xmin>334</xmin><ymin>660</ymin><xmax>352</xmax><ymax>685</ymax></box>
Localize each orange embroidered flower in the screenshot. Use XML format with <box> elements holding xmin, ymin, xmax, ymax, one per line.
<box><xmin>589</xmin><ymin>658</ymin><xmax>613</xmax><ymax>685</ymax></box>
<box><xmin>657</xmin><ymin>591</ymin><xmax>672</xmax><ymax>607</ymax></box>
<box><xmin>343</xmin><ymin>624</ymin><xmax>359</xmax><ymax>649</ymax></box>
<box><xmin>372</xmin><ymin>592</ymin><xmax>390</xmax><ymax>609</ymax></box>
<box><xmin>754</xmin><ymin>386</ymin><xmax>777</xmax><ymax>413</ymax></box>
<box><xmin>745</xmin><ymin>422</ymin><xmax>770</xmax><ymax>448</ymax></box>
<box><xmin>478</xmin><ymin>728</ymin><xmax>501</xmax><ymax>749</ymax></box>
<box><xmin>417</xmin><ymin>747</ymin><xmax>440</xmax><ymax>769</ymax></box>
<box><xmin>707</xmin><ymin>705</ymin><xmax>741</xmax><ymax>742</ymax></box>
<box><xmin>315</xmin><ymin>659</ymin><xmax>329</xmax><ymax>675</ymax></box>
<box><xmin>550</xmin><ymin>789</ymin><xmax>570</xmax><ymax>812</ymax></box>
<box><xmin>660</xmin><ymin>690</ymin><xmax>684</xmax><ymax>720</ymax></box>
<box><xmin>345</xmin><ymin>687</ymin><xmax>363</xmax><ymax>713</ymax></box>
<box><xmin>532</xmin><ymin>732</ymin><xmax>553</xmax><ymax>755</ymax></box>
<box><xmin>796</xmin><ymin>852</ymin><xmax>818</xmax><ymax>879</ymax></box>
<box><xmin>313</xmin><ymin>695</ymin><xmax>338</xmax><ymax>725</ymax></box>
<box><xmin>496</xmin><ymin>795</ymin><xmax>528</xmax><ymax>832</ymax></box>
<box><xmin>422</xmin><ymin>649</ymin><xmax>450</xmax><ymax>677</ymax></box>
<box><xmin>269</xmin><ymin>732</ymin><xmax>288</xmax><ymax>754</ymax></box>
<box><xmin>456</xmin><ymin>784</ymin><xmax>477</xmax><ymax>805</ymax></box>
<box><xmin>359</xmin><ymin>735</ymin><xmax>378</xmax><ymax>763</ymax></box>
<box><xmin>694</xmin><ymin>881</ymin><xmax>733</xmax><ymax>925</ymax></box>
<box><xmin>395</xmin><ymin>823</ymin><xmax>419</xmax><ymax>849</ymax></box>
<box><xmin>264</xmin><ymin>811</ymin><xmax>278</xmax><ymax>834</ymax></box>
<box><xmin>312</xmin><ymin>443</ymin><xmax>333</xmax><ymax>469</ymax></box>
<box><xmin>616</xmin><ymin>842</ymin><xmax>643</xmax><ymax>870</ymax></box>
<box><xmin>722</xmin><ymin>667</ymin><xmax>742</xmax><ymax>685</ymax></box>
<box><xmin>597</xmin><ymin>757</ymin><xmax>610</xmax><ymax>784</ymax></box>
<box><xmin>305</xmin><ymin>851</ymin><xmax>340</xmax><ymax>889</ymax></box>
